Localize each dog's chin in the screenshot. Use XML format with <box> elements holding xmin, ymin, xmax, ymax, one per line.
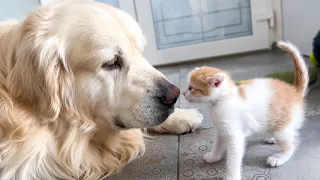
<box><xmin>112</xmin><ymin>116</ymin><xmax>128</xmax><ymax>130</ymax></box>
<box><xmin>114</xmin><ymin>107</ymin><xmax>175</xmax><ymax>129</ymax></box>
<box><xmin>156</xmin><ymin>107</ymin><xmax>174</xmax><ymax>124</ymax></box>
<box><xmin>114</xmin><ymin>119</ymin><xmax>127</xmax><ymax>129</ymax></box>
<box><xmin>169</xmin><ymin>106</ymin><xmax>174</xmax><ymax>114</ymax></box>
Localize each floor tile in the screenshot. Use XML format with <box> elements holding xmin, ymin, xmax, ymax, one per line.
<box><xmin>178</xmin><ymin>116</ymin><xmax>320</xmax><ymax>179</ymax></box>
<box><xmin>306</xmin><ymin>88</ymin><xmax>320</xmax><ymax>117</ymax></box>
<box><xmin>107</xmin><ymin>134</ymin><xmax>179</xmax><ymax>180</ymax></box>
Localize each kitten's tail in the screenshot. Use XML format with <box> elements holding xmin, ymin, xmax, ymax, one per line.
<box><xmin>277</xmin><ymin>41</ymin><xmax>309</xmax><ymax>96</ymax></box>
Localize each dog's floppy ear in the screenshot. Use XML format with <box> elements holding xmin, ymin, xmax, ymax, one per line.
<box><xmin>7</xmin><ymin>36</ymin><xmax>76</xmax><ymax>121</ymax></box>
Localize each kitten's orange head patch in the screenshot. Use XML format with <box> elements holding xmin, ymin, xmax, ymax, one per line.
<box><xmin>183</xmin><ymin>66</ymin><xmax>227</xmax><ymax>102</ymax></box>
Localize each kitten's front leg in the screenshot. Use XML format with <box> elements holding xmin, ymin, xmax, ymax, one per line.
<box><xmin>203</xmin><ymin>133</ymin><xmax>226</xmax><ymax>163</ymax></box>
<box><xmin>225</xmin><ymin>133</ymin><xmax>245</xmax><ymax>180</ymax></box>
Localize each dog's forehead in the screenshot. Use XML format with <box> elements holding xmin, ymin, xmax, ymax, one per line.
<box><xmin>52</xmin><ymin>3</ymin><xmax>146</xmax><ymax>67</ymax></box>
<box><xmin>52</xmin><ymin>3</ymin><xmax>143</xmax><ymax>44</ymax></box>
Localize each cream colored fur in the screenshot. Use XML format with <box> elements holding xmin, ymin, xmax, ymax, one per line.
<box><xmin>150</xmin><ymin>108</ymin><xmax>203</xmax><ymax>134</ymax></box>
<box><xmin>0</xmin><ymin>2</ymin><xmax>202</xmax><ymax>180</ymax></box>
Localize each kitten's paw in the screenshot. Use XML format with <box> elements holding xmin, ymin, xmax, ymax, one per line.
<box><xmin>203</xmin><ymin>152</ymin><xmax>222</xmax><ymax>163</ymax></box>
<box><xmin>267</xmin><ymin>154</ymin><xmax>286</xmax><ymax>167</ymax></box>
<box><xmin>265</xmin><ymin>137</ymin><xmax>276</xmax><ymax>144</ymax></box>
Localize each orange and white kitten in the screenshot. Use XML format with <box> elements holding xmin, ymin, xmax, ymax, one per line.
<box><xmin>183</xmin><ymin>41</ymin><xmax>308</xmax><ymax>180</ymax></box>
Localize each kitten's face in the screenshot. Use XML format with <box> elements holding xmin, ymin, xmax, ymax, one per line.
<box><xmin>183</xmin><ymin>81</ymin><xmax>211</xmax><ymax>103</ymax></box>
<box><xmin>183</xmin><ymin>67</ymin><xmax>227</xmax><ymax>103</ymax></box>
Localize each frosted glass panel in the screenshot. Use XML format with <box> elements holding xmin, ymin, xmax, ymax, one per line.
<box><xmin>96</xmin><ymin>0</ymin><xmax>119</xmax><ymax>8</ymax></box>
<box><xmin>150</xmin><ymin>0</ymin><xmax>252</xmax><ymax>49</ymax></box>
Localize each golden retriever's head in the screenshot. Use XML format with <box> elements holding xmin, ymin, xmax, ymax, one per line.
<box><xmin>5</xmin><ymin>2</ymin><xmax>180</xmax><ymax>129</ymax></box>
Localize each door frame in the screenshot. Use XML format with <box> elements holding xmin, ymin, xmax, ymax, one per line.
<box><xmin>39</xmin><ymin>0</ymin><xmax>283</xmax><ymax>66</ymax></box>
<box><xmin>135</xmin><ymin>0</ymin><xmax>282</xmax><ymax>66</ymax></box>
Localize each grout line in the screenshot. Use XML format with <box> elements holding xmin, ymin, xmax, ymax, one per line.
<box><xmin>177</xmin><ymin>134</ymin><xmax>180</xmax><ymax>180</ymax></box>
<box><xmin>178</xmin><ymin>72</ymin><xmax>181</xmax><ymax>180</ymax></box>
<box><xmin>177</xmin><ymin>68</ymin><xmax>182</xmax><ymax>180</ymax></box>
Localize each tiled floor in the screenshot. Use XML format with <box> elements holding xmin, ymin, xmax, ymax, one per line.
<box><xmin>107</xmin><ymin>50</ymin><xmax>320</xmax><ymax>180</ymax></box>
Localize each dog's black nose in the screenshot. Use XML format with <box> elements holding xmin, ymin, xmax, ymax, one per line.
<box><xmin>158</xmin><ymin>82</ymin><xmax>180</xmax><ymax>106</ymax></box>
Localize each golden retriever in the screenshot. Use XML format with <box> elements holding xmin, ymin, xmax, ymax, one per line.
<box><xmin>0</xmin><ymin>1</ymin><xmax>203</xmax><ymax>180</ymax></box>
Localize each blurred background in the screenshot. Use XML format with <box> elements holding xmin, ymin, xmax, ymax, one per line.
<box><xmin>0</xmin><ymin>0</ymin><xmax>319</xmax><ymax>66</ymax></box>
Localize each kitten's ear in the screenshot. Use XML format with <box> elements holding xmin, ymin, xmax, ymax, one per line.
<box><xmin>206</xmin><ymin>73</ymin><xmax>225</xmax><ymax>87</ymax></box>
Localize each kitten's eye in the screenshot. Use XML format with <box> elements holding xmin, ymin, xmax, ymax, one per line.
<box><xmin>188</xmin><ymin>86</ymin><xmax>193</xmax><ymax>91</ymax></box>
<box><xmin>102</xmin><ymin>55</ymin><xmax>122</xmax><ymax>70</ymax></box>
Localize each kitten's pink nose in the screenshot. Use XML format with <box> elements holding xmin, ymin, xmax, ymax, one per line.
<box><xmin>183</xmin><ymin>91</ymin><xmax>187</xmax><ymax>96</ymax></box>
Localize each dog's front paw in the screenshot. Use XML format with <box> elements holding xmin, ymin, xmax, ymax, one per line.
<box><xmin>203</xmin><ymin>152</ymin><xmax>222</xmax><ymax>163</ymax></box>
<box><xmin>152</xmin><ymin>108</ymin><xmax>203</xmax><ymax>135</ymax></box>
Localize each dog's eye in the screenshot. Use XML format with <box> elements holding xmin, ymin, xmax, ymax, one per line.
<box><xmin>102</xmin><ymin>55</ymin><xmax>122</xmax><ymax>70</ymax></box>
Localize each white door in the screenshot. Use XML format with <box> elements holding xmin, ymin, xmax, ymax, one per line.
<box><xmin>40</xmin><ymin>0</ymin><xmax>275</xmax><ymax>66</ymax></box>
<box><xmin>95</xmin><ymin>0</ymin><xmax>137</xmax><ymax>20</ymax></box>
<box><xmin>134</xmin><ymin>0</ymin><xmax>274</xmax><ymax>66</ymax></box>
<box><xmin>282</xmin><ymin>0</ymin><xmax>320</xmax><ymax>55</ymax></box>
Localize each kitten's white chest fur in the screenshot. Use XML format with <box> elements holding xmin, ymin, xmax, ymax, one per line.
<box><xmin>209</xmin><ymin>79</ymin><xmax>272</xmax><ymax>137</ymax></box>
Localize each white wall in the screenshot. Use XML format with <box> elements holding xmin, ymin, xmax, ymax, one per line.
<box><xmin>0</xmin><ymin>0</ymin><xmax>40</xmax><ymax>21</ymax></box>
<box><xmin>282</xmin><ymin>0</ymin><xmax>320</xmax><ymax>55</ymax></box>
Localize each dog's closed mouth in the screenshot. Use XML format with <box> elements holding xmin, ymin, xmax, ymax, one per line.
<box><xmin>169</xmin><ymin>106</ymin><xmax>175</xmax><ymax>114</ymax></box>
<box><xmin>171</xmin><ymin>97</ymin><xmax>178</xmax><ymax>107</ymax></box>
<box><xmin>113</xmin><ymin>116</ymin><xmax>126</xmax><ymax>128</ymax></box>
